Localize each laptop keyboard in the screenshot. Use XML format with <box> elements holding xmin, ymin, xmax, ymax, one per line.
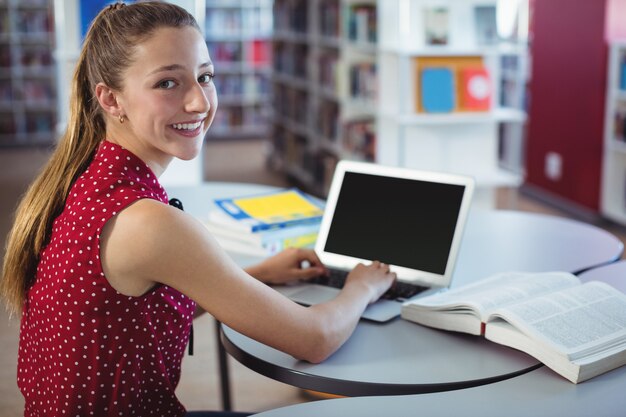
<box><xmin>309</xmin><ymin>268</ymin><xmax>428</xmax><ymax>301</ymax></box>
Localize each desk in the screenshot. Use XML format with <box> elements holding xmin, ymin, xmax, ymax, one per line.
<box><xmin>251</xmin><ymin>261</ymin><xmax>626</xmax><ymax>417</ymax></box>
<box><xmin>166</xmin><ymin>183</ymin><xmax>624</xmax><ymax>397</ymax></box>
<box><xmin>251</xmin><ymin>361</ymin><xmax>626</xmax><ymax>417</ymax></box>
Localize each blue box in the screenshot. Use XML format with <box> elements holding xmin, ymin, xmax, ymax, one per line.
<box><xmin>421</xmin><ymin>67</ymin><xmax>455</xmax><ymax>113</ymax></box>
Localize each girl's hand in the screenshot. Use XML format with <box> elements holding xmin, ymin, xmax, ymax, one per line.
<box><xmin>344</xmin><ymin>261</ymin><xmax>396</xmax><ymax>304</ymax></box>
<box><xmin>247</xmin><ymin>248</ymin><xmax>327</xmax><ymax>285</ymax></box>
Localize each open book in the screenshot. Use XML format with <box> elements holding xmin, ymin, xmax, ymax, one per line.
<box><xmin>401</xmin><ymin>271</ymin><xmax>626</xmax><ymax>383</ymax></box>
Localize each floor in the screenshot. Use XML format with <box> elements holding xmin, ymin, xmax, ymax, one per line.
<box><xmin>1</xmin><ymin>139</ymin><xmax>625</xmax><ymax>415</ymax></box>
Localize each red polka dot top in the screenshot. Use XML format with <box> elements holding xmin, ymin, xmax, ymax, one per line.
<box><xmin>18</xmin><ymin>141</ymin><xmax>196</xmax><ymax>416</ymax></box>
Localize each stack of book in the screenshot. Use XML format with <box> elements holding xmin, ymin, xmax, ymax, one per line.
<box><xmin>205</xmin><ymin>188</ymin><xmax>324</xmax><ymax>257</ymax></box>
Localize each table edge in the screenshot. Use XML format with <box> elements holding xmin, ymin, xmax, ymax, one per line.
<box><xmin>220</xmin><ymin>326</ymin><xmax>543</xmax><ymax>396</ymax></box>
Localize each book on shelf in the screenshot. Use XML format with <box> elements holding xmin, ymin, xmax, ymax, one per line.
<box><xmin>423</xmin><ymin>6</ymin><xmax>449</xmax><ymax>46</ymax></box>
<box><xmin>619</xmin><ymin>57</ymin><xmax>626</xmax><ymax>91</ymax></box>
<box><xmin>347</xmin><ymin>4</ymin><xmax>377</xmax><ymax>44</ymax></box>
<box><xmin>211</xmin><ymin>188</ymin><xmax>324</xmax><ymax>233</ymax></box>
<box><xmin>318</xmin><ymin>0</ymin><xmax>340</xmax><ymax>37</ymax></box>
<box><xmin>317</xmin><ymin>99</ymin><xmax>339</xmax><ymax>140</ymax></box>
<box><xmin>614</xmin><ymin>101</ymin><xmax>626</xmax><ymax>142</ymax></box>
<box><xmin>474</xmin><ymin>5</ymin><xmax>498</xmax><ymax>45</ymax></box>
<box><xmin>342</xmin><ymin>118</ymin><xmax>376</xmax><ymax>162</ymax></box>
<box><xmin>247</xmin><ymin>39</ymin><xmax>270</xmax><ymax>66</ymax></box>
<box><xmin>420</xmin><ymin>67</ymin><xmax>455</xmax><ymax>113</ymax></box>
<box><xmin>205</xmin><ymin>8</ymin><xmax>242</xmax><ymax>36</ymax></box>
<box><xmin>349</xmin><ymin>61</ymin><xmax>377</xmax><ymax>102</ymax></box>
<box><xmin>459</xmin><ymin>66</ymin><xmax>492</xmax><ymax>111</ymax></box>
<box><xmin>401</xmin><ymin>271</ymin><xmax>626</xmax><ymax>384</ymax></box>
<box><xmin>210</xmin><ymin>42</ymin><xmax>243</xmax><ymax>64</ymax></box>
<box><xmin>318</xmin><ymin>51</ymin><xmax>339</xmax><ymax>93</ymax></box>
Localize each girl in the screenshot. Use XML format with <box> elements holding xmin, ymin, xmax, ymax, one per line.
<box><xmin>0</xmin><ymin>2</ymin><xmax>395</xmax><ymax>416</ymax></box>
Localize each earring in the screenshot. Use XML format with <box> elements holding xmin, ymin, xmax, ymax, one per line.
<box><xmin>119</xmin><ymin>114</ymin><xmax>125</xmax><ymax>124</ymax></box>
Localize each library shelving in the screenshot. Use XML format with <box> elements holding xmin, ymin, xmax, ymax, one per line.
<box><xmin>204</xmin><ymin>0</ymin><xmax>273</xmax><ymax>141</ymax></box>
<box><xmin>376</xmin><ymin>0</ymin><xmax>528</xmax><ymax>207</ymax></box>
<box><xmin>268</xmin><ymin>0</ymin><xmax>379</xmax><ymax>197</ymax></box>
<box><xmin>0</xmin><ymin>0</ymin><xmax>56</xmax><ymax>146</ymax></box>
<box><xmin>601</xmin><ymin>41</ymin><xmax>626</xmax><ymax>224</ymax></box>
<box><xmin>525</xmin><ymin>0</ymin><xmax>626</xmax><ymax>216</ymax></box>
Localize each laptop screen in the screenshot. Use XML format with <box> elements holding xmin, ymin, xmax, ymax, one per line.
<box><xmin>315</xmin><ymin>161</ymin><xmax>474</xmax><ymax>287</ymax></box>
<box><xmin>324</xmin><ymin>172</ymin><xmax>466</xmax><ymax>275</ymax></box>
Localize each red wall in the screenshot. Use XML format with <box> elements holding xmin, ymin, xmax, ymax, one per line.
<box><xmin>525</xmin><ymin>0</ymin><xmax>611</xmax><ymax>211</ymax></box>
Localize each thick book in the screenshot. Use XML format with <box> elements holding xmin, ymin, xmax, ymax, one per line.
<box><xmin>401</xmin><ymin>271</ymin><xmax>626</xmax><ymax>383</ymax></box>
<box><xmin>212</xmin><ymin>188</ymin><xmax>324</xmax><ymax>233</ymax></box>
<box><xmin>204</xmin><ymin>219</ymin><xmax>320</xmax><ymax>256</ymax></box>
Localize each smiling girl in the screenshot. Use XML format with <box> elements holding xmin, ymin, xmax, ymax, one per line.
<box><xmin>0</xmin><ymin>2</ymin><xmax>395</xmax><ymax>416</ymax></box>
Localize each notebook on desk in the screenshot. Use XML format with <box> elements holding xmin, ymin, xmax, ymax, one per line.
<box><xmin>284</xmin><ymin>160</ymin><xmax>475</xmax><ymax>322</ymax></box>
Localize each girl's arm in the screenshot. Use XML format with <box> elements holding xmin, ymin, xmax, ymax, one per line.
<box><xmin>101</xmin><ymin>199</ymin><xmax>395</xmax><ymax>363</ymax></box>
<box><xmin>194</xmin><ymin>248</ymin><xmax>327</xmax><ymax>318</ymax></box>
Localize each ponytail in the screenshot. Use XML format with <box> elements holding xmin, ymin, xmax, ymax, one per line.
<box><xmin>1</xmin><ymin>46</ymin><xmax>103</xmax><ymax>315</ymax></box>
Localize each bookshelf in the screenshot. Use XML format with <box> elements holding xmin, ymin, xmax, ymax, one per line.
<box><xmin>601</xmin><ymin>41</ymin><xmax>626</xmax><ymax>224</ymax></box>
<box><xmin>376</xmin><ymin>0</ymin><xmax>528</xmax><ymax>206</ymax></box>
<box><xmin>204</xmin><ymin>0</ymin><xmax>273</xmax><ymax>141</ymax></box>
<box><xmin>268</xmin><ymin>0</ymin><xmax>379</xmax><ymax>197</ymax></box>
<box><xmin>525</xmin><ymin>0</ymin><xmax>626</xmax><ymax>216</ymax></box>
<box><xmin>0</xmin><ymin>0</ymin><xmax>57</xmax><ymax>146</ymax></box>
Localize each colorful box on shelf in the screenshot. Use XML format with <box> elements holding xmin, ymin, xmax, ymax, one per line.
<box><xmin>420</xmin><ymin>67</ymin><xmax>455</xmax><ymax>113</ymax></box>
<box><xmin>459</xmin><ymin>66</ymin><xmax>491</xmax><ymax>111</ymax></box>
<box><xmin>416</xmin><ymin>56</ymin><xmax>491</xmax><ymax>114</ymax></box>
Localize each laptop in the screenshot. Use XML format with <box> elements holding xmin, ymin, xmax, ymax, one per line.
<box><xmin>279</xmin><ymin>160</ymin><xmax>475</xmax><ymax>322</ymax></box>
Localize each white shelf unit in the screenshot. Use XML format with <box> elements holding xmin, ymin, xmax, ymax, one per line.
<box><xmin>204</xmin><ymin>0</ymin><xmax>273</xmax><ymax>141</ymax></box>
<box><xmin>0</xmin><ymin>0</ymin><xmax>57</xmax><ymax>146</ymax></box>
<box><xmin>601</xmin><ymin>40</ymin><xmax>626</xmax><ymax>224</ymax></box>
<box><xmin>376</xmin><ymin>0</ymin><xmax>528</xmax><ymax>207</ymax></box>
<box><xmin>269</xmin><ymin>0</ymin><xmax>378</xmax><ymax>196</ymax></box>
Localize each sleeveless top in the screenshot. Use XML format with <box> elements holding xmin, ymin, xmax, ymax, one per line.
<box><xmin>18</xmin><ymin>141</ymin><xmax>196</xmax><ymax>416</ymax></box>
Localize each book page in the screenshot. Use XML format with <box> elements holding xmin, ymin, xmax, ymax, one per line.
<box><xmin>408</xmin><ymin>272</ymin><xmax>580</xmax><ymax>320</ymax></box>
<box><xmin>487</xmin><ymin>281</ymin><xmax>626</xmax><ymax>359</ymax></box>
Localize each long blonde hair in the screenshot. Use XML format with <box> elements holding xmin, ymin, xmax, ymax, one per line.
<box><xmin>1</xmin><ymin>2</ymin><xmax>200</xmax><ymax>315</ymax></box>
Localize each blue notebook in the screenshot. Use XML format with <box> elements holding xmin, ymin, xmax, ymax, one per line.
<box><xmin>421</xmin><ymin>67</ymin><xmax>455</xmax><ymax>113</ymax></box>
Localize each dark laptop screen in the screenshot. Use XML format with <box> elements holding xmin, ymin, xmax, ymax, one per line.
<box><xmin>323</xmin><ymin>171</ymin><xmax>467</xmax><ymax>274</ymax></box>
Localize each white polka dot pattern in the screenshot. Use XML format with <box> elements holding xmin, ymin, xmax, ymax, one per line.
<box><xmin>17</xmin><ymin>141</ymin><xmax>196</xmax><ymax>416</ymax></box>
